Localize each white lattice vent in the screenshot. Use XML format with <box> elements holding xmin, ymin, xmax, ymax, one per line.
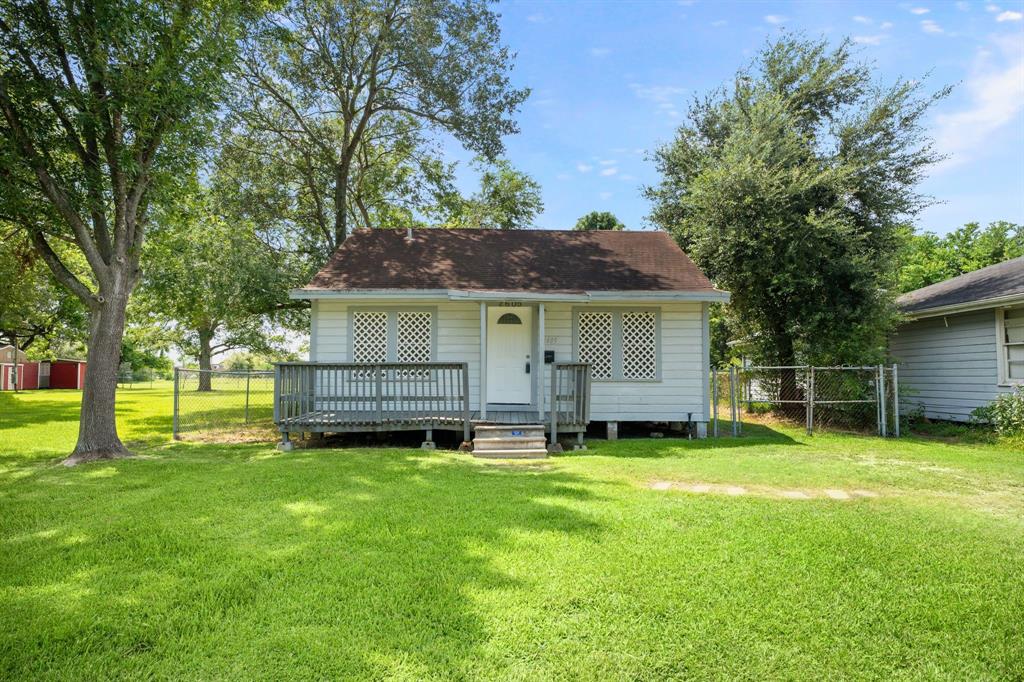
<box><xmin>352</xmin><ymin>311</ymin><xmax>388</xmax><ymax>363</ymax></box>
<box><xmin>578</xmin><ymin>312</ymin><xmax>613</xmax><ymax>379</ymax></box>
<box><xmin>397</xmin><ymin>311</ymin><xmax>432</xmax><ymax>363</ymax></box>
<box><xmin>622</xmin><ymin>311</ymin><xmax>657</xmax><ymax>379</ymax></box>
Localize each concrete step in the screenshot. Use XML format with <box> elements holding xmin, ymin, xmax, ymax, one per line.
<box><xmin>474</xmin><ymin>424</ymin><xmax>545</xmax><ymax>439</ymax></box>
<box><xmin>473</xmin><ymin>437</ymin><xmax>548</xmax><ymax>450</ymax></box>
<box><xmin>472</xmin><ymin>448</ymin><xmax>549</xmax><ymax>459</ymax></box>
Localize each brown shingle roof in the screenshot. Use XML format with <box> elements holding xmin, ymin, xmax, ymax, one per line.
<box><xmin>303</xmin><ymin>229</ymin><xmax>719</xmax><ymax>294</ymax></box>
<box><xmin>897</xmin><ymin>256</ymin><xmax>1024</xmax><ymax>314</ymax></box>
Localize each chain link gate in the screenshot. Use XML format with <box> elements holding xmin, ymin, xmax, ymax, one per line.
<box><xmin>710</xmin><ymin>365</ymin><xmax>900</xmax><ymax>437</ymax></box>
<box><xmin>173</xmin><ymin>368</ymin><xmax>275</xmax><ymax>438</ymax></box>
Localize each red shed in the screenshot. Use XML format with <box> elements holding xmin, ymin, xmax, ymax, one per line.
<box><xmin>45</xmin><ymin>359</ymin><xmax>87</xmax><ymax>390</ymax></box>
<box><xmin>1</xmin><ymin>361</ymin><xmax>39</xmax><ymax>390</ymax></box>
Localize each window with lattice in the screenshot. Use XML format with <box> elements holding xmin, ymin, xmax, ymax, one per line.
<box><xmin>577</xmin><ymin>312</ymin><xmax>614</xmax><ymax>379</ymax></box>
<box><xmin>397</xmin><ymin>311</ymin><xmax>432</xmax><ymax>363</ymax></box>
<box><xmin>352</xmin><ymin>311</ymin><xmax>389</xmax><ymax>363</ymax></box>
<box><xmin>350</xmin><ymin>309</ymin><xmax>434</xmax><ymax>364</ymax></box>
<box><xmin>575</xmin><ymin>308</ymin><xmax>660</xmax><ymax>381</ymax></box>
<box><xmin>622</xmin><ymin>311</ymin><xmax>657</xmax><ymax>379</ymax></box>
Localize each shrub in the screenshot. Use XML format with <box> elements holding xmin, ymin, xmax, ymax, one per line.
<box><xmin>972</xmin><ymin>388</ymin><xmax>1024</xmax><ymax>438</ymax></box>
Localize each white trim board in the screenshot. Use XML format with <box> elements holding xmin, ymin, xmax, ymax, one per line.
<box><xmin>292</xmin><ymin>288</ymin><xmax>731</xmax><ymax>303</ymax></box>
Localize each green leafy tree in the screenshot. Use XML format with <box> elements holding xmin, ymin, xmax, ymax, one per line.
<box><xmin>232</xmin><ymin>0</ymin><xmax>529</xmax><ymax>251</ymax></box>
<box><xmin>647</xmin><ymin>35</ymin><xmax>948</xmax><ymax>368</ymax></box>
<box><xmin>140</xmin><ymin>188</ymin><xmax>290</xmax><ymax>391</ymax></box>
<box><xmin>899</xmin><ymin>221</ymin><xmax>1023</xmax><ymax>293</ymax></box>
<box><xmin>574</xmin><ymin>211</ymin><xmax>625</xmax><ymax>231</ymax></box>
<box><xmin>455</xmin><ymin>159</ymin><xmax>543</xmax><ymax>230</ymax></box>
<box><xmin>0</xmin><ymin>0</ymin><xmax>252</xmax><ymax>462</ymax></box>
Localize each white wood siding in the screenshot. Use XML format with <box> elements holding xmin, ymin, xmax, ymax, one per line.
<box><xmin>889</xmin><ymin>309</ymin><xmax>1015</xmax><ymax>422</ymax></box>
<box><xmin>314</xmin><ymin>300</ymin><xmax>482</xmax><ymax>409</ymax></box>
<box><xmin>540</xmin><ymin>302</ymin><xmax>707</xmax><ymax>422</ymax></box>
<box><xmin>312</xmin><ymin>299</ymin><xmax>708</xmax><ymax>421</ymax></box>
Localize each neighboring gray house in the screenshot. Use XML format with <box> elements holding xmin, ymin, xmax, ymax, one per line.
<box><xmin>890</xmin><ymin>256</ymin><xmax>1024</xmax><ymax>421</ymax></box>
<box><xmin>278</xmin><ymin>228</ymin><xmax>729</xmax><ymax>449</ymax></box>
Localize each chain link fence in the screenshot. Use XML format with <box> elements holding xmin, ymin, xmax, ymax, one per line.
<box><xmin>173</xmin><ymin>368</ymin><xmax>275</xmax><ymax>439</ymax></box>
<box><xmin>710</xmin><ymin>365</ymin><xmax>900</xmax><ymax>437</ymax></box>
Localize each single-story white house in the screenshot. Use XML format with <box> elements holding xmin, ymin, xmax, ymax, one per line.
<box><xmin>278</xmin><ymin>228</ymin><xmax>729</xmax><ymax>448</ymax></box>
<box><xmin>889</xmin><ymin>256</ymin><xmax>1024</xmax><ymax>422</ymax></box>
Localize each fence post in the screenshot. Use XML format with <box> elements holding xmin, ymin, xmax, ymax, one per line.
<box><xmin>877</xmin><ymin>364</ymin><xmax>888</xmax><ymax>437</ymax></box>
<box><xmin>892</xmin><ymin>363</ymin><xmax>900</xmax><ymax>438</ymax></box>
<box><xmin>806</xmin><ymin>366</ymin><xmax>815</xmax><ymax>436</ymax></box>
<box><xmin>730</xmin><ymin>365</ymin><xmax>739</xmax><ymax>437</ymax></box>
<box><xmin>172</xmin><ymin>367</ymin><xmax>180</xmax><ymax>440</ymax></box>
<box><xmin>712</xmin><ymin>369</ymin><xmax>719</xmax><ymax>438</ymax></box>
<box><xmin>245</xmin><ymin>372</ymin><xmax>251</xmax><ymax>425</ymax></box>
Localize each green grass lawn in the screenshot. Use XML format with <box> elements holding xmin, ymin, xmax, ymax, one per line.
<box><xmin>1</xmin><ymin>387</ymin><xmax>1022</xmax><ymax>680</ymax></box>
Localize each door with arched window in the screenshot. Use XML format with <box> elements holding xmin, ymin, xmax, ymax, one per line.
<box><xmin>486</xmin><ymin>306</ymin><xmax>532</xmax><ymax>404</ymax></box>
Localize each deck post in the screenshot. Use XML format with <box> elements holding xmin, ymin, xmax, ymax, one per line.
<box><xmin>537</xmin><ymin>303</ymin><xmax>545</xmax><ymax>421</ymax></box>
<box><xmin>461</xmin><ymin>362</ymin><xmax>471</xmax><ymax>443</ymax></box>
<box><xmin>550</xmin><ymin>364</ymin><xmax>558</xmax><ymax>445</ymax></box>
<box><xmin>606</xmin><ymin>421</ymin><xmax>618</xmax><ymax>440</ymax></box>
<box><xmin>479</xmin><ymin>303</ymin><xmax>487</xmax><ymax>420</ymax></box>
<box><xmin>375</xmin><ymin>367</ymin><xmax>384</xmax><ymax>423</ymax></box>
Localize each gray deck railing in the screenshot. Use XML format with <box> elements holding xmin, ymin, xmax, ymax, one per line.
<box><xmin>274</xmin><ymin>362</ymin><xmax>471</xmax><ymax>441</ymax></box>
<box><xmin>550</xmin><ymin>362</ymin><xmax>591</xmax><ymax>443</ymax></box>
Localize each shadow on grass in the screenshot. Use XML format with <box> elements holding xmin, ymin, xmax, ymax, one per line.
<box><xmin>0</xmin><ymin>447</ymin><xmax>603</xmax><ymax>678</ymax></box>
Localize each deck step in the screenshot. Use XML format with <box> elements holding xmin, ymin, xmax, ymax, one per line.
<box><xmin>472</xmin><ymin>437</ymin><xmax>548</xmax><ymax>450</ymax></box>
<box><xmin>472</xmin><ymin>448</ymin><xmax>549</xmax><ymax>459</ymax></box>
<box><xmin>472</xmin><ymin>424</ymin><xmax>548</xmax><ymax>459</ymax></box>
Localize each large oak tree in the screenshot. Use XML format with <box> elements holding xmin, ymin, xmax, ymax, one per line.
<box><xmin>647</xmin><ymin>35</ymin><xmax>949</xmax><ymax>368</ymax></box>
<box><xmin>0</xmin><ymin>0</ymin><xmax>252</xmax><ymax>463</ymax></box>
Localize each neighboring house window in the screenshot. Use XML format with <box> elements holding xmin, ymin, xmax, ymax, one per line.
<box><xmin>575</xmin><ymin>309</ymin><xmax>660</xmax><ymax>381</ymax></box>
<box><xmin>999</xmin><ymin>307</ymin><xmax>1024</xmax><ymax>384</ymax></box>
<box><xmin>351</xmin><ymin>309</ymin><xmax>434</xmax><ymax>363</ymax></box>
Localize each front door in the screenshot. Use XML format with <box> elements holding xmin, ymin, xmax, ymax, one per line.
<box><xmin>487</xmin><ymin>306</ymin><xmax>532</xmax><ymax>404</ymax></box>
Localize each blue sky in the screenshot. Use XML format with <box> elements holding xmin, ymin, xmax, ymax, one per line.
<box><xmin>450</xmin><ymin>0</ymin><xmax>1024</xmax><ymax>235</ymax></box>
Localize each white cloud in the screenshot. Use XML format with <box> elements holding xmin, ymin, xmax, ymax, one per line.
<box><xmin>955</xmin><ymin>1</ymin><xmax>970</xmax><ymax>9</ymax></box>
<box><xmin>526</xmin><ymin>13</ymin><xmax>548</xmax><ymax>24</ymax></box>
<box><xmin>711</xmin><ymin>19</ymin><xmax>727</xmax><ymax>27</ymax></box>
<box><xmin>933</xmin><ymin>35</ymin><xmax>1024</xmax><ymax>170</ymax></box>
<box><xmin>599</xmin><ymin>192</ymin><xmax>613</xmax><ymax>200</ymax></box>
<box><xmin>854</xmin><ymin>34</ymin><xmax>887</xmax><ymax>45</ymax></box>
<box><xmin>880</xmin><ymin>21</ymin><xmax>894</xmax><ymax>29</ymax></box>
<box><xmin>764</xmin><ymin>14</ymin><xmax>787</xmax><ymax>24</ymax></box>
<box><xmin>600</xmin><ymin>167</ymin><xmax>619</xmax><ymax>177</ymax></box>
<box><xmin>619</xmin><ymin>174</ymin><xmax>637</xmax><ymax>181</ymax></box>
<box><xmin>853</xmin><ymin>15</ymin><xmax>872</xmax><ymax>24</ymax></box>
<box><xmin>589</xmin><ymin>47</ymin><xmax>612</xmax><ymax>57</ymax></box>
<box><xmin>629</xmin><ymin>83</ymin><xmax>687</xmax><ymax>104</ymax></box>
<box><xmin>576</xmin><ymin>163</ymin><xmax>593</xmax><ymax>173</ymax></box>
<box><xmin>921</xmin><ymin>19</ymin><xmax>944</xmax><ymax>33</ymax></box>
<box><xmin>985</xmin><ymin>4</ymin><xmax>1000</xmax><ymax>12</ymax></box>
<box><xmin>910</xmin><ymin>7</ymin><xmax>930</xmax><ymax>14</ymax></box>
<box><xmin>996</xmin><ymin>10</ymin><xmax>1023</xmax><ymax>20</ymax></box>
<box><xmin>598</xmin><ymin>159</ymin><xmax>617</xmax><ymax>166</ymax></box>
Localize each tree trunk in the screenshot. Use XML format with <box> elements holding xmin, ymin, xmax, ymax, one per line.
<box><xmin>65</xmin><ymin>291</ymin><xmax>131</xmax><ymax>465</ymax></box>
<box><xmin>334</xmin><ymin>162</ymin><xmax>348</xmax><ymax>246</ymax></box>
<box><xmin>197</xmin><ymin>328</ymin><xmax>214</xmax><ymax>392</ymax></box>
<box><xmin>775</xmin><ymin>335</ymin><xmax>804</xmax><ymax>420</ymax></box>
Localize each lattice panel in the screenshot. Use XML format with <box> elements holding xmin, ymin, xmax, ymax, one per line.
<box><xmin>352</xmin><ymin>311</ymin><xmax>388</xmax><ymax>363</ymax></box>
<box><xmin>578</xmin><ymin>312</ymin><xmax>613</xmax><ymax>379</ymax></box>
<box><xmin>622</xmin><ymin>311</ymin><xmax>657</xmax><ymax>379</ymax></box>
<box><xmin>397</xmin><ymin>311</ymin><xmax>432</xmax><ymax>363</ymax></box>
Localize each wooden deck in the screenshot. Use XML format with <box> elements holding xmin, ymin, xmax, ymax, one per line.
<box><xmin>278</xmin><ymin>409</ymin><xmax>584</xmax><ymax>432</ymax></box>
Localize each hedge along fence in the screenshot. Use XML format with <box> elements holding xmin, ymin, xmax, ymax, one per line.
<box><xmin>710</xmin><ymin>365</ymin><xmax>900</xmax><ymax>437</ymax></box>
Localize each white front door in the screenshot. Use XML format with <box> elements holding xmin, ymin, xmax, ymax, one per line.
<box><xmin>487</xmin><ymin>306</ymin><xmax>533</xmax><ymax>404</ymax></box>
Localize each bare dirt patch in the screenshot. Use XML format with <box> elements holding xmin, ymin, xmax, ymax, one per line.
<box><xmin>649</xmin><ymin>480</ymin><xmax>882</xmax><ymax>501</ymax></box>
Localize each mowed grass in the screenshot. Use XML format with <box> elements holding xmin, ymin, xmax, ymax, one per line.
<box><xmin>1</xmin><ymin>387</ymin><xmax>1022</xmax><ymax>680</ymax></box>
